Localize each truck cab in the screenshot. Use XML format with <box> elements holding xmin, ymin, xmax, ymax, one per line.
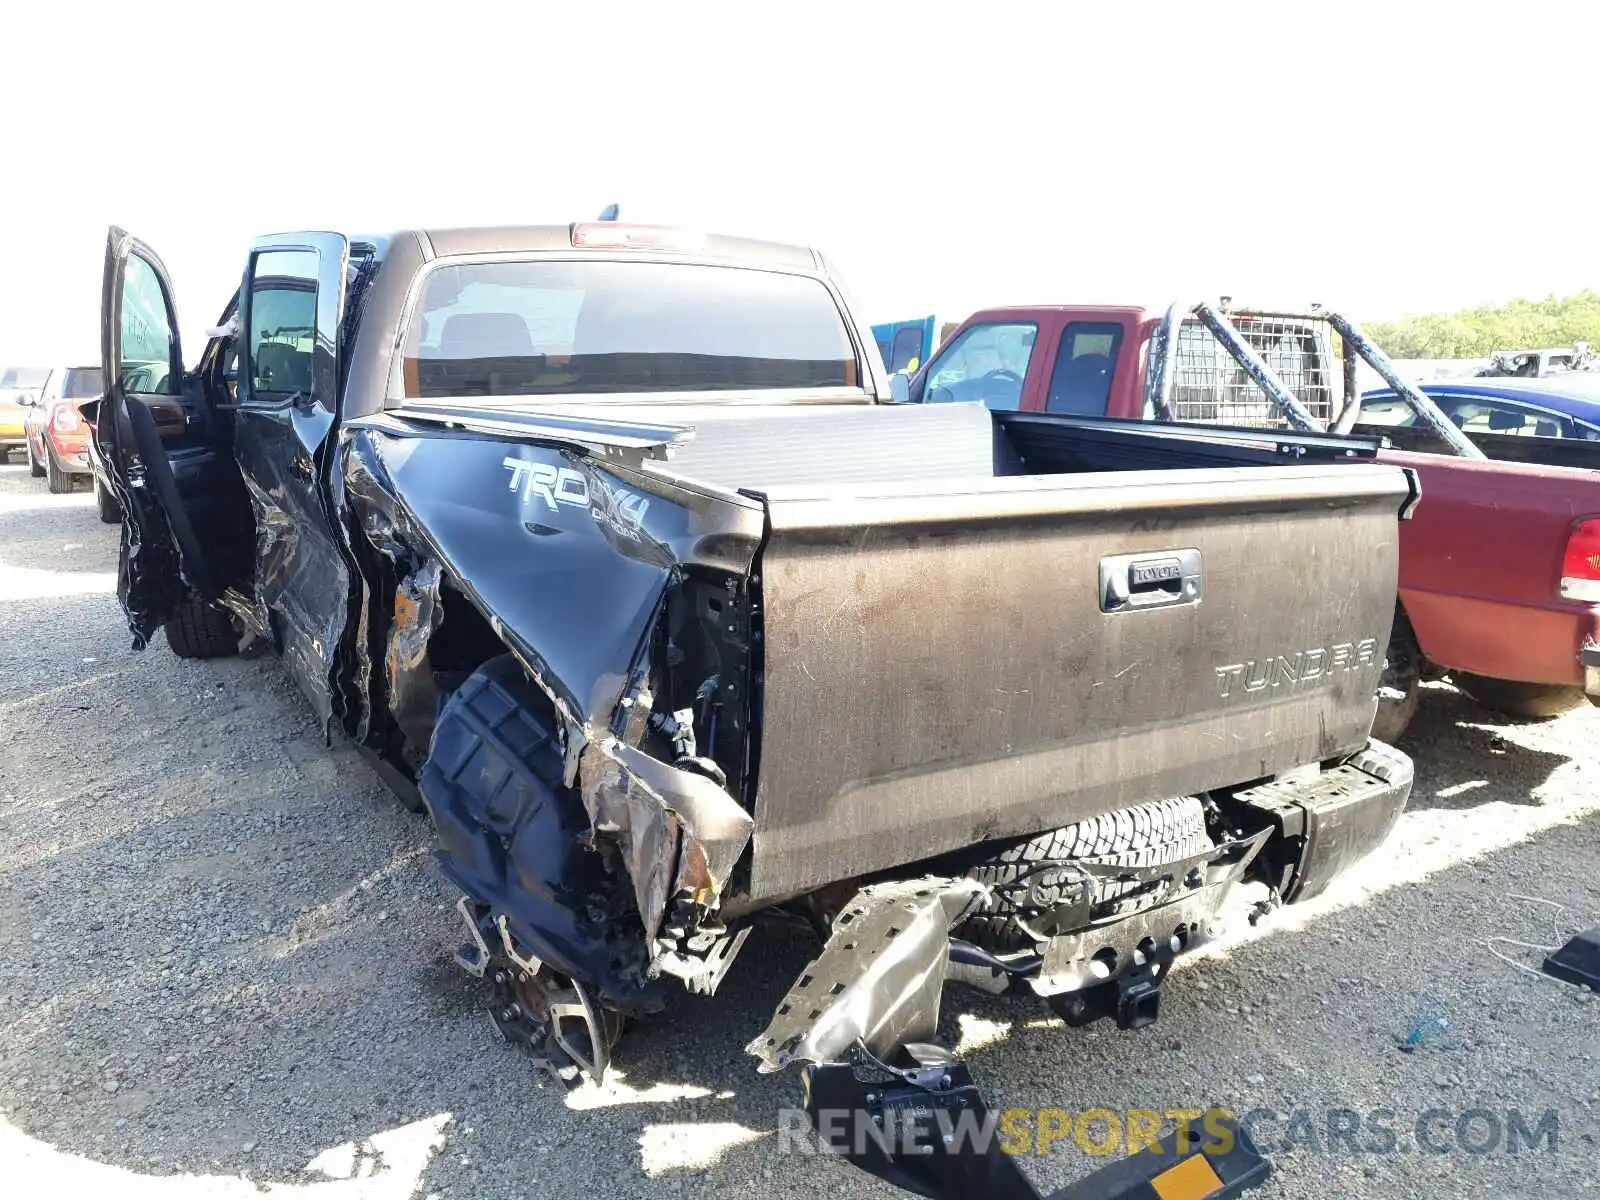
<box><xmin>898</xmin><ymin>303</ymin><xmax>1339</xmax><ymax>425</ymax></box>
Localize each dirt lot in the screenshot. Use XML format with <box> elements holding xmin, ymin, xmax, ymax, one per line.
<box><xmin>1</xmin><ymin>461</ymin><xmax>1596</xmax><ymax>1199</ymax></box>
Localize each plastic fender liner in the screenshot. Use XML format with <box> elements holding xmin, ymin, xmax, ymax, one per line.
<box><xmin>747</xmin><ymin>877</ymin><xmax>987</xmax><ymax>1073</ymax></box>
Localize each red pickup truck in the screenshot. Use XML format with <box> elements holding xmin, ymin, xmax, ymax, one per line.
<box><xmin>897</xmin><ymin>303</ymin><xmax>1600</xmax><ymax>739</ymax></box>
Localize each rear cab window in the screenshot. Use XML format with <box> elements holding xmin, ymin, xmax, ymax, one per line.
<box><xmin>398</xmin><ymin>259</ymin><xmax>859</xmax><ymax>400</ymax></box>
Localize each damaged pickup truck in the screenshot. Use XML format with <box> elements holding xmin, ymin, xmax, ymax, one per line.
<box><xmin>97</xmin><ymin>221</ymin><xmax>1417</xmax><ymax>1197</ymax></box>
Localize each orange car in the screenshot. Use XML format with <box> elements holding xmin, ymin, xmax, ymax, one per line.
<box><xmin>24</xmin><ymin>365</ymin><xmax>103</xmax><ymax>493</ymax></box>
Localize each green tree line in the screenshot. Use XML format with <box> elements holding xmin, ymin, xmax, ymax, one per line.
<box><xmin>1365</xmin><ymin>291</ymin><xmax>1600</xmax><ymax>359</ymax></box>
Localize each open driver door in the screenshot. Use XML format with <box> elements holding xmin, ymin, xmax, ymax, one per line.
<box><xmin>97</xmin><ymin>226</ymin><xmax>251</xmax><ymax>648</ymax></box>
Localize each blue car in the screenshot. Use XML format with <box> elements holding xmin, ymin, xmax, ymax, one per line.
<box><xmin>1359</xmin><ymin>375</ymin><xmax>1600</xmax><ymax>441</ymax></box>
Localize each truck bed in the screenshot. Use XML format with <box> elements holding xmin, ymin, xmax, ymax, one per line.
<box><xmin>641</xmin><ymin>403</ymin><xmax>1418</xmax><ymax>902</ymax></box>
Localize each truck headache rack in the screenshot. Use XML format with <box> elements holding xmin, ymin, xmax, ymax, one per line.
<box><xmin>1169</xmin><ymin>306</ymin><xmax>1339</xmax><ymax>427</ymax></box>
<box><xmin>1147</xmin><ymin>301</ymin><xmax>1487</xmax><ymax>460</ymax></box>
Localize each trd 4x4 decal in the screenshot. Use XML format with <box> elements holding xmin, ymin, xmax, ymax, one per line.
<box><xmin>503</xmin><ymin>455</ymin><xmax>650</xmax><ymax>532</ymax></box>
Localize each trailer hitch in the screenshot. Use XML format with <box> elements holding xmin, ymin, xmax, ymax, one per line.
<box><xmin>1045</xmin><ymin>956</ymin><xmax>1166</xmax><ymax>1031</ymax></box>
<box><xmin>801</xmin><ymin>1042</ymin><xmax>1271</xmax><ymax>1200</ymax></box>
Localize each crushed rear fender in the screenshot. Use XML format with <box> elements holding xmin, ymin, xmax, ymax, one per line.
<box><xmin>334</xmin><ymin>416</ymin><xmax>765</xmax><ymax>985</ymax></box>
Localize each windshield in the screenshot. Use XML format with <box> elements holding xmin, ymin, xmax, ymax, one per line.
<box><xmin>401</xmin><ymin>259</ymin><xmax>858</xmax><ymax>400</ymax></box>
<box><xmin>61</xmin><ymin>367</ymin><xmax>104</xmax><ymax>398</ymax></box>
<box><xmin>1</xmin><ymin>367</ymin><xmax>49</xmax><ymax>390</ymax></box>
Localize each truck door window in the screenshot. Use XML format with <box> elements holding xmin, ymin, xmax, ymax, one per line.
<box><xmin>245</xmin><ymin>250</ymin><xmax>320</xmax><ymax>404</ymax></box>
<box><xmin>924</xmin><ymin>322</ymin><xmax>1036</xmax><ymax>410</ymax></box>
<box><xmin>1045</xmin><ymin>322</ymin><xmax>1122</xmax><ymax>415</ymax></box>
<box><xmin>1446</xmin><ymin>398</ymin><xmax>1571</xmax><ymax>438</ymax></box>
<box><xmin>888</xmin><ymin>326</ymin><xmax>923</xmax><ymax>373</ymax></box>
<box><xmin>120</xmin><ymin>254</ymin><xmax>180</xmax><ymax>395</ymax></box>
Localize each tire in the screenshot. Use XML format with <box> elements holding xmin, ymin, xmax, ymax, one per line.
<box><xmin>26</xmin><ymin>439</ymin><xmax>44</xmax><ymax>479</ymax></box>
<box><xmin>45</xmin><ymin>446</ymin><xmax>72</xmax><ymax>494</ymax></box>
<box><xmin>1371</xmin><ymin>606</ymin><xmax>1422</xmax><ymax>744</ymax></box>
<box><xmin>163</xmin><ymin>601</ymin><xmax>240</xmax><ymax>659</ymax></box>
<box><xmin>94</xmin><ymin>474</ymin><xmax>122</xmax><ymax>524</ymax></box>
<box><xmin>422</xmin><ymin>655</ymin><xmax>633</xmax><ymax>1004</ymax></box>
<box><xmin>958</xmin><ymin>796</ymin><xmax>1212</xmax><ymax>952</ymax></box>
<box><xmin>1452</xmin><ymin>673</ymin><xmax>1585</xmax><ymax>721</ymax></box>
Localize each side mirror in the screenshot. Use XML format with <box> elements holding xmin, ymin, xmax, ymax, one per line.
<box><xmin>889</xmin><ymin>371</ymin><xmax>911</xmax><ymax>404</ymax></box>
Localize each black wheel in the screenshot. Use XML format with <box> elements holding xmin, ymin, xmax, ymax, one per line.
<box><xmin>26</xmin><ymin>439</ymin><xmax>44</xmax><ymax>478</ymax></box>
<box><xmin>45</xmin><ymin>446</ymin><xmax>72</xmax><ymax>494</ymax></box>
<box><xmin>1452</xmin><ymin>673</ymin><xmax>1585</xmax><ymax>721</ymax></box>
<box><xmin>94</xmin><ymin>474</ymin><xmax>122</xmax><ymax>524</ymax></box>
<box><xmin>163</xmin><ymin>601</ymin><xmax>240</xmax><ymax>659</ymax></box>
<box><xmin>1371</xmin><ymin>606</ymin><xmax>1422</xmax><ymax>744</ymax></box>
<box><xmin>957</xmin><ymin>796</ymin><xmax>1212</xmax><ymax>952</ymax></box>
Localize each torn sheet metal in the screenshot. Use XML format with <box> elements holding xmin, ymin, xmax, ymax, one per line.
<box><xmin>586</xmin><ymin>738</ymin><xmax>755</xmax><ymax>946</ymax></box>
<box><xmin>387</xmin><ymin>559</ymin><xmax>444</xmax><ymax>751</ymax></box>
<box><xmin>746</xmin><ymin>877</ymin><xmax>988</xmax><ymax>1073</ymax></box>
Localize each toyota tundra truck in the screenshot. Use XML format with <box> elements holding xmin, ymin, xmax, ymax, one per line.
<box><xmin>897</xmin><ymin>301</ymin><xmax>1600</xmax><ymax>740</ymax></box>
<box><xmin>96</xmin><ymin>224</ymin><xmax>1417</xmax><ymax>1198</ymax></box>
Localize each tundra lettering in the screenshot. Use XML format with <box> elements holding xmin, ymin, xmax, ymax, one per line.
<box><xmin>1215</xmin><ymin>638</ymin><xmax>1380</xmax><ymax>698</ymax></box>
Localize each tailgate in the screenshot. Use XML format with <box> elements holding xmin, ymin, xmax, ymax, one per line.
<box><xmin>744</xmin><ymin>463</ymin><xmax>1411</xmax><ymax>903</ymax></box>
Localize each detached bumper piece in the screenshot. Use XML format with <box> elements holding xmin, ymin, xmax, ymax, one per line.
<box><xmin>1228</xmin><ymin>739</ymin><xmax>1412</xmax><ymax>903</ymax></box>
<box><xmin>1542</xmin><ymin>927</ymin><xmax>1600</xmax><ymax>992</ymax></box>
<box><xmin>803</xmin><ymin>1045</ymin><xmax>1269</xmax><ymax>1200</ymax></box>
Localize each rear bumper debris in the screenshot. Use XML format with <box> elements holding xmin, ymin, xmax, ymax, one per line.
<box><xmin>1226</xmin><ymin>739</ymin><xmax>1412</xmax><ymax>903</ymax></box>
<box><xmin>747</xmin><ymin>877</ymin><xmax>988</xmax><ymax>1073</ymax></box>
<box><xmin>747</xmin><ymin>742</ymin><xmax>1414</xmax><ymax>1198</ymax></box>
<box><xmin>1542</xmin><ymin>926</ymin><xmax>1600</xmax><ymax>991</ymax></box>
<box><xmin>798</xmin><ymin>1038</ymin><xmax>1271</xmax><ymax>1199</ymax></box>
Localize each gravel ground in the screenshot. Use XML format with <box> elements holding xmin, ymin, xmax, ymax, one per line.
<box><xmin>0</xmin><ymin>460</ymin><xmax>1596</xmax><ymax>1199</ymax></box>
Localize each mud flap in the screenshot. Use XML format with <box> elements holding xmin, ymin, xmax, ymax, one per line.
<box><xmin>803</xmin><ymin>1047</ymin><xmax>1270</xmax><ymax>1199</ymax></box>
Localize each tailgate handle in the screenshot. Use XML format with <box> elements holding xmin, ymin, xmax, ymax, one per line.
<box><xmin>1100</xmin><ymin>549</ymin><xmax>1203</xmax><ymax>614</ymax></box>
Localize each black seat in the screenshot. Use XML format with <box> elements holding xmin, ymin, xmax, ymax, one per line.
<box><xmin>254</xmin><ymin>342</ymin><xmax>313</xmax><ymax>395</ymax></box>
<box><xmin>1047</xmin><ymin>353</ymin><xmax>1113</xmax><ymax>415</ymax></box>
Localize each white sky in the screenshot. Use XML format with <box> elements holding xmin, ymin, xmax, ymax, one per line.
<box><xmin>3</xmin><ymin>0</ymin><xmax>1597</xmax><ymax>367</ymax></box>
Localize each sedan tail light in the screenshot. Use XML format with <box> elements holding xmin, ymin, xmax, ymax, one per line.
<box><xmin>1560</xmin><ymin>518</ymin><xmax>1600</xmax><ymax>602</ymax></box>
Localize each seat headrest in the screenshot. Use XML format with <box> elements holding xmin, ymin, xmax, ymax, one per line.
<box><xmin>255</xmin><ymin>342</ymin><xmax>312</xmax><ymax>394</ymax></box>
<box><xmin>438</xmin><ymin>313</ymin><xmax>533</xmax><ymax>359</ymax></box>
